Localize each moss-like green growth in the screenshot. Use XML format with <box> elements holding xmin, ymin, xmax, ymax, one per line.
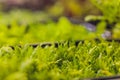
<box><xmin>0</xmin><ymin>41</ymin><xmax>120</xmax><ymax>80</ymax></box>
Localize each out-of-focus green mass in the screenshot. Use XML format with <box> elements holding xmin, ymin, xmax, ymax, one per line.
<box><xmin>0</xmin><ymin>0</ymin><xmax>119</xmax><ymax>46</ymax></box>
<box><xmin>0</xmin><ymin>12</ymin><xmax>97</xmax><ymax>46</ymax></box>
<box><xmin>91</xmin><ymin>0</ymin><xmax>120</xmax><ymax>22</ymax></box>
<box><xmin>90</xmin><ymin>0</ymin><xmax>120</xmax><ymax>38</ymax></box>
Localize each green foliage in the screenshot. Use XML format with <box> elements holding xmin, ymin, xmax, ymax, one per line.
<box><xmin>0</xmin><ymin>9</ymin><xmax>120</xmax><ymax>46</ymax></box>
<box><xmin>91</xmin><ymin>0</ymin><xmax>120</xmax><ymax>23</ymax></box>
<box><xmin>87</xmin><ymin>0</ymin><xmax>120</xmax><ymax>38</ymax></box>
<box><xmin>0</xmin><ymin>10</ymin><xmax>100</xmax><ymax>46</ymax></box>
<box><xmin>0</xmin><ymin>41</ymin><xmax>120</xmax><ymax>80</ymax></box>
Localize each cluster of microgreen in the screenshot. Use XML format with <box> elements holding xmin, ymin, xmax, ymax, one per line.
<box><xmin>0</xmin><ymin>10</ymin><xmax>120</xmax><ymax>46</ymax></box>
<box><xmin>91</xmin><ymin>0</ymin><xmax>120</xmax><ymax>23</ymax></box>
<box><xmin>89</xmin><ymin>0</ymin><xmax>120</xmax><ymax>38</ymax></box>
<box><xmin>0</xmin><ymin>41</ymin><xmax>120</xmax><ymax>80</ymax></box>
<box><xmin>0</xmin><ymin>10</ymin><xmax>100</xmax><ymax>46</ymax></box>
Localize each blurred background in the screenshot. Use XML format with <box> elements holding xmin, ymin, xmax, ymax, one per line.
<box><xmin>0</xmin><ymin>0</ymin><xmax>120</xmax><ymax>45</ymax></box>
<box><xmin>0</xmin><ymin>0</ymin><xmax>100</xmax><ymax>18</ymax></box>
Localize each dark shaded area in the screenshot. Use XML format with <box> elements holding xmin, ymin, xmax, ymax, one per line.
<box><xmin>0</xmin><ymin>0</ymin><xmax>100</xmax><ymax>18</ymax></box>
<box><xmin>10</xmin><ymin>39</ymin><xmax>120</xmax><ymax>49</ymax></box>
<box><xmin>1</xmin><ymin>0</ymin><xmax>55</xmax><ymax>11</ymax></box>
<box><xmin>88</xmin><ymin>75</ymin><xmax>120</xmax><ymax>80</ymax></box>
